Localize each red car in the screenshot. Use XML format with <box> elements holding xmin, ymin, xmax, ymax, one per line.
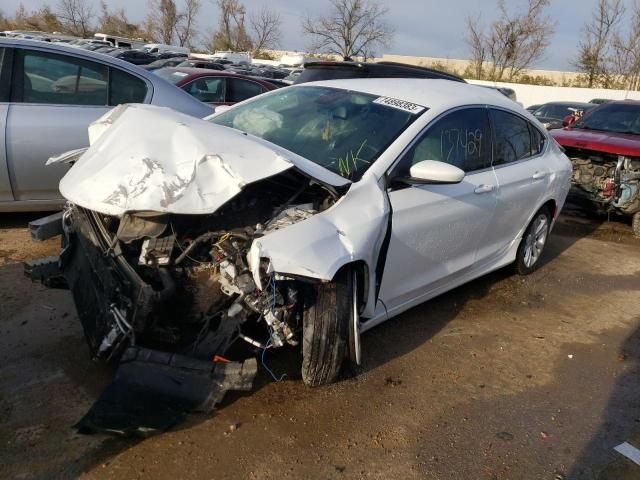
<box><xmin>551</xmin><ymin>100</ymin><xmax>640</xmax><ymax>236</ymax></box>
<box><xmin>154</xmin><ymin>67</ymin><xmax>279</xmax><ymax>106</ymax></box>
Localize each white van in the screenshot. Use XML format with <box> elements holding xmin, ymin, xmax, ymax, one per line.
<box><xmin>93</xmin><ymin>33</ymin><xmax>146</xmax><ymax>49</ymax></box>
<box><xmin>212</xmin><ymin>51</ymin><xmax>251</xmax><ymax>65</ymax></box>
<box><xmin>144</xmin><ymin>43</ymin><xmax>190</xmax><ymax>55</ymax></box>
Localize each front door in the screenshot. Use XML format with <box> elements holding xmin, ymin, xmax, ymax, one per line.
<box><xmin>379</xmin><ymin>107</ymin><xmax>498</xmax><ymax>311</ymax></box>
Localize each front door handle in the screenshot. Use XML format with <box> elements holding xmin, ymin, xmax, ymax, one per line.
<box><xmin>474</xmin><ymin>184</ymin><xmax>495</xmax><ymax>194</ymax></box>
<box><xmin>532</xmin><ymin>171</ymin><xmax>547</xmax><ymax>180</ymax></box>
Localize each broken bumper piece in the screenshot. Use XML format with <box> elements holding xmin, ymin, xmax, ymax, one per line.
<box><xmin>76</xmin><ymin>347</ymin><xmax>257</xmax><ymax>437</ymax></box>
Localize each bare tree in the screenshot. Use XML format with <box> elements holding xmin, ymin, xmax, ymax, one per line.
<box><xmin>576</xmin><ymin>0</ymin><xmax>625</xmax><ymax>88</ymax></box>
<box><xmin>176</xmin><ymin>0</ymin><xmax>201</xmax><ymax>47</ymax></box>
<box><xmin>465</xmin><ymin>0</ymin><xmax>555</xmax><ymax>81</ymax></box>
<box><xmin>611</xmin><ymin>3</ymin><xmax>640</xmax><ymax>90</ymax></box>
<box><xmin>56</xmin><ymin>0</ymin><xmax>94</xmax><ymax>37</ymax></box>
<box><xmin>148</xmin><ymin>0</ymin><xmax>180</xmax><ymax>44</ymax></box>
<box><xmin>98</xmin><ymin>2</ymin><xmax>147</xmax><ymax>38</ymax></box>
<box><xmin>302</xmin><ymin>0</ymin><xmax>394</xmax><ymax>60</ymax></box>
<box><xmin>466</xmin><ymin>15</ymin><xmax>487</xmax><ymax>79</ymax></box>
<box><xmin>249</xmin><ymin>7</ymin><xmax>282</xmax><ymax>55</ymax></box>
<box><xmin>208</xmin><ymin>0</ymin><xmax>252</xmax><ymax>51</ymax></box>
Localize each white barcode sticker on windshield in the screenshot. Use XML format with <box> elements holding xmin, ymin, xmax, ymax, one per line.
<box><xmin>373</xmin><ymin>97</ymin><xmax>426</xmax><ymax>114</ymax></box>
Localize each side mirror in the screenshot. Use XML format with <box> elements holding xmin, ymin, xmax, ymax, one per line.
<box><xmin>409</xmin><ymin>160</ymin><xmax>465</xmax><ymax>184</ymax></box>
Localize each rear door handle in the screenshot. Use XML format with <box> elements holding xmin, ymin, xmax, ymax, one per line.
<box><xmin>532</xmin><ymin>171</ymin><xmax>547</xmax><ymax>180</ymax></box>
<box><xmin>474</xmin><ymin>184</ymin><xmax>495</xmax><ymax>194</ymax></box>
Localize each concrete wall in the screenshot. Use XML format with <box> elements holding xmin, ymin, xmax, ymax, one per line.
<box><xmin>468</xmin><ymin>79</ymin><xmax>640</xmax><ymax>108</ymax></box>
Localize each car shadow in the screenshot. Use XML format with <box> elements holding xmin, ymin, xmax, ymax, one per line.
<box><xmin>0</xmin><ymin>204</ymin><xmax>626</xmax><ymax>478</ymax></box>
<box><xmin>567</xmin><ymin>325</ymin><xmax>640</xmax><ymax>479</ymax></box>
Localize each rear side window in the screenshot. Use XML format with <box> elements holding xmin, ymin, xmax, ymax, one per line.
<box><xmin>490</xmin><ymin>109</ymin><xmax>532</xmax><ymax>166</ymax></box>
<box><xmin>227</xmin><ymin>78</ymin><xmax>264</xmax><ymax>103</ymax></box>
<box><xmin>16</xmin><ymin>49</ymin><xmax>108</xmax><ymax>105</ymax></box>
<box><xmin>530</xmin><ymin>125</ymin><xmax>546</xmax><ymax>156</ymax></box>
<box><xmin>398</xmin><ymin>107</ymin><xmax>492</xmax><ymax>174</ymax></box>
<box><xmin>109</xmin><ymin>68</ymin><xmax>147</xmax><ymax>105</ymax></box>
<box><xmin>183</xmin><ymin>77</ymin><xmax>225</xmax><ymax>103</ymax></box>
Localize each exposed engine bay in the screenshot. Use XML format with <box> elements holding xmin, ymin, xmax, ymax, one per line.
<box><xmin>69</xmin><ymin>169</ymin><xmax>339</xmax><ymax>363</ymax></box>
<box><xmin>565</xmin><ymin>147</ymin><xmax>640</xmax><ymax>215</ymax></box>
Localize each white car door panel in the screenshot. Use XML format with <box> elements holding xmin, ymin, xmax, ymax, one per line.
<box><xmin>380</xmin><ymin>170</ymin><xmax>497</xmax><ymax>310</ymax></box>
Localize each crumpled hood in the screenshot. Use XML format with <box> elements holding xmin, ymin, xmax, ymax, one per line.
<box><xmin>59</xmin><ymin>104</ymin><xmax>349</xmax><ymax>216</ymax></box>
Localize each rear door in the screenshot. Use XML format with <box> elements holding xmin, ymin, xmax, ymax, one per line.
<box><xmin>485</xmin><ymin>108</ymin><xmax>551</xmax><ymax>257</ymax></box>
<box><xmin>0</xmin><ymin>47</ymin><xmax>13</xmax><ymax>202</ymax></box>
<box><xmin>5</xmin><ymin>47</ymin><xmax>112</xmax><ymax>201</ymax></box>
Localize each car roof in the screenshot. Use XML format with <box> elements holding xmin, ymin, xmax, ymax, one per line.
<box><xmin>302</xmin><ymin>60</ymin><xmax>466</xmax><ymax>83</ymax></box>
<box><xmin>160</xmin><ymin>67</ymin><xmax>278</xmax><ymax>86</ymax></box>
<box><xmin>542</xmin><ymin>101</ymin><xmax>594</xmax><ymax>107</ymax></box>
<box><xmin>0</xmin><ymin>37</ymin><xmax>150</xmax><ymax>73</ymax></box>
<box><xmin>301</xmin><ymin>78</ymin><xmax>518</xmax><ymax>112</ymax></box>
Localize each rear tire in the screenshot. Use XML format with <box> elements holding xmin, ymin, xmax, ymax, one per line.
<box><xmin>632</xmin><ymin>212</ymin><xmax>640</xmax><ymax>238</ymax></box>
<box><xmin>301</xmin><ymin>269</ymin><xmax>351</xmax><ymax>387</ymax></box>
<box><xmin>514</xmin><ymin>207</ymin><xmax>551</xmax><ymax>275</ymax></box>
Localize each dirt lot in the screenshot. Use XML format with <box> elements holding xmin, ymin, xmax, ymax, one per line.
<box><xmin>1</xmin><ymin>207</ymin><xmax>639</xmax><ymax>480</ymax></box>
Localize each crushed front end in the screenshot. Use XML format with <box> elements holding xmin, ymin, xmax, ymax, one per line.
<box><xmin>565</xmin><ymin>147</ymin><xmax>640</xmax><ymax>217</ymax></box>
<box><xmin>26</xmin><ymin>170</ymin><xmax>339</xmax><ymax>435</ymax></box>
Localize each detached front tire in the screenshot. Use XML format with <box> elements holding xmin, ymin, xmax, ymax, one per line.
<box><xmin>514</xmin><ymin>207</ymin><xmax>551</xmax><ymax>275</ymax></box>
<box><xmin>302</xmin><ymin>268</ymin><xmax>353</xmax><ymax>387</ymax></box>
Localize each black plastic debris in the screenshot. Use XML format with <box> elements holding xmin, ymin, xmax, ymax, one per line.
<box><xmin>75</xmin><ymin>347</ymin><xmax>257</xmax><ymax>437</ymax></box>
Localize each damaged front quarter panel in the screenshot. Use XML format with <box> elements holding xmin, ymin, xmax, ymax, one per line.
<box><xmin>248</xmin><ymin>176</ymin><xmax>391</xmax><ymax>319</ymax></box>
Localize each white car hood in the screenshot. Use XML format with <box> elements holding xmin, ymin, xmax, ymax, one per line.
<box><xmin>58</xmin><ymin>104</ymin><xmax>349</xmax><ymax>216</ymax></box>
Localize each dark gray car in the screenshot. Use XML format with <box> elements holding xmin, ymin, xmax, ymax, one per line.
<box><xmin>0</xmin><ymin>38</ymin><xmax>214</xmax><ymax>212</ymax></box>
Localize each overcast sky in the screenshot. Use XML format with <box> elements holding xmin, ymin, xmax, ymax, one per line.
<box><xmin>2</xmin><ymin>0</ymin><xmax>633</xmax><ymax>71</ymax></box>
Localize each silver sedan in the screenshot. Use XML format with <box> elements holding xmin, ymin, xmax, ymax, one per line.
<box><xmin>0</xmin><ymin>38</ymin><xmax>214</xmax><ymax>212</ymax></box>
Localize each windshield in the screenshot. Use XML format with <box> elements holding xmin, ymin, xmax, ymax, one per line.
<box><xmin>534</xmin><ymin>103</ymin><xmax>594</xmax><ymax>119</ymax></box>
<box><xmin>572</xmin><ymin>102</ymin><xmax>640</xmax><ymax>134</ymax></box>
<box><xmin>154</xmin><ymin>68</ymin><xmax>189</xmax><ymax>84</ymax></box>
<box><xmin>210</xmin><ymin>86</ymin><xmax>424</xmax><ymax>180</ymax></box>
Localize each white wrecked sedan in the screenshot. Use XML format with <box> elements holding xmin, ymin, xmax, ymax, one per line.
<box><xmin>31</xmin><ymin>79</ymin><xmax>572</xmax><ymax>390</ymax></box>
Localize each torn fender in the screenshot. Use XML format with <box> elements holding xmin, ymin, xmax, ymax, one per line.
<box><xmin>58</xmin><ymin>104</ymin><xmax>349</xmax><ymax>216</ymax></box>
<box><xmin>249</xmin><ymin>177</ymin><xmax>390</xmax><ymax>317</ymax></box>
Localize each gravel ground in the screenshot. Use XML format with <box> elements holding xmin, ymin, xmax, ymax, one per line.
<box><xmin>0</xmin><ymin>208</ymin><xmax>639</xmax><ymax>480</ymax></box>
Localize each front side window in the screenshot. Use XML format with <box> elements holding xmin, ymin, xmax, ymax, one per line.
<box><xmin>227</xmin><ymin>78</ymin><xmax>264</xmax><ymax>103</ymax></box>
<box><xmin>109</xmin><ymin>68</ymin><xmax>147</xmax><ymax>105</ymax></box>
<box><xmin>211</xmin><ymin>86</ymin><xmax>423</xmax><ymax>180</ymax></box>
<box><xmin>397</xmin><ymin>108</ymin><xmax>491</xmax><ymax>175</ymax></box>
<box><xmin>17</xmin><ymin>49</ymin><xmax>108</xmax><ymax>105</ymax></box>
<box><xmin>183</xmin><ymin>77</ymin><xmax>225</xmax><ymax>103</ymax></box>
<box><xmin>491</xmin><ymin>109</ymin><xmax>532</xmax><ymax>166</ymax></box>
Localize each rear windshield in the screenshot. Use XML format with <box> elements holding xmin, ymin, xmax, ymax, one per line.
<box><xmin>572</xmin><ymin>102</ymin><xmax>640</xmax><ymax>134</ymax></box>
<box><xmin>534</xmin><ymin>103</ymin><xmax>594</xmax><ymax>119</ymax></box>
<box><xmin>154</xmin><ymin>68</ymin><xmax>190</xmax><ymax>84</ymax></box>
<box><xmin>210</xmin><ymin>86</ymin><xmax>425</xmax><ymax>181</ymax></box>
